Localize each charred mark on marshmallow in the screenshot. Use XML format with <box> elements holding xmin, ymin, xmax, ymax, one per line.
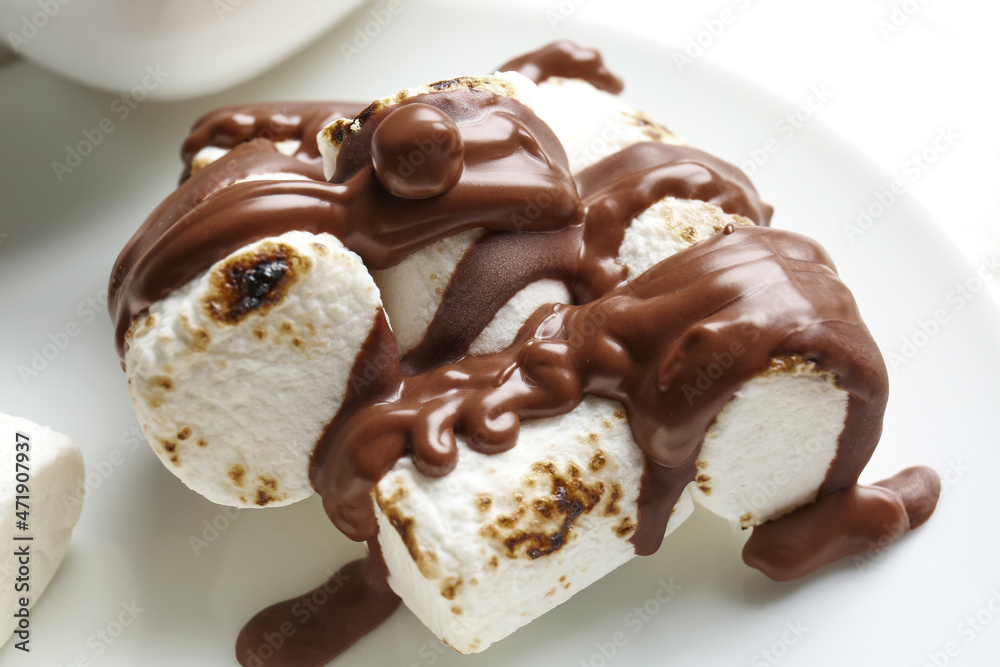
<box><xmin>229</xmin><ymin>464</ymin><xmax>245</xmax><ymax>487</ymax></box>
<box><xmin>604</xmin><ymin>484</ymin><xmax>622</xmax><ymax>517</ymax></box>
<box><xmin>477</xmin><ymin>494</ymin><xmax>492</xmax><ymax>512</ymax></box>
<box><xmin>615</xmin><ymin>516</ymin><xmax>636</xmax><ymax>538</ymax></box>
<box><xmin>378</xmin><ymin>488</ymin><xmax>440</xmax><ymax>579</ymax></box>
<box><xmin>255</xmin><ymin>489</ymin><xmax>276</xmax><ymax>506</ymax></box>
<box><xmin>151</xmin><ymin>376</ymin><xmax>174</xmax><ymax>391</ymax></box>
<box><xmin>204</xmin><ymin>243</ymin><xmax>307</xmax><ymax>325</ymax></box>
<box><xmin>696</xmin><ymin>474</ymin><xmax>711</xmax><ymax>495</ymax></box>
<box><xmin>589</xmin><ymin>451</ymin><xmax>607</xmax><ymax>472</ymax></box>
<box><xmin>628</xmin><ymin>112</ymin><xmax>672</xmax><ymax>142</ymax></box>
<box><xmin>177</xmin><ymin>427</ymin><xmax>191</xmax><ymax>441</ymax></box>
<box><xmin>440</xmin><ymin>577</ymin><xmax>462</xmax><ymax>600</ymax></box>
<box><xmin>500</xmin><ymin>467</ymin><xmax>604</xmax><ymax>560</ymax></box>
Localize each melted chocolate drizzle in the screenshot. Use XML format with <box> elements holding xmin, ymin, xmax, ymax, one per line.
<box><xmin>235</xmin><ymin>539</ymin><xmax>400</xmax><ymax>667</ymax></box>
<box><xmin>108</xmin><ymin>41</ymin><xmax>940</xmax><ymax>665</ymax></box>
<box><xmin>498</xmin><ymin>39</ymin><xmax>625</xmax><ymax>94</ymax></box>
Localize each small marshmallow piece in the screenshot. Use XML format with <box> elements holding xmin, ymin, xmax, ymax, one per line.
<box><xmin>125</xmin><ymin>230</ymin><xmax>382</xmax><ymax>508</ymax></box>
<box><xmin>1</xmin><ymin>414</ymin><xmax>84</xmax><ymax>647</ymax></box>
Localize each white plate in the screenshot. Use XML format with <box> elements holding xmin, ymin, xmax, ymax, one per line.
<box><xmin>1</xmin><ymin>2</ymin><xmax>998</xmax><ymax>665</ymax></box>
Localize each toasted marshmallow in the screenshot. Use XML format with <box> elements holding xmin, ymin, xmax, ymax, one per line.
<box><xmin>124</xmin><ymin>230</ymin><xmax>382</xmax><ymax>508</ymax></box>
<box><xmin>374</xmin><ymin>360</ymin><xmax>847</xmax><ymax>652</ymax></box>
<box><xmin>618</xmin><ymin>197</ymin><xmax>755</xmax><ymax>279</ymax></box>
<box><xmin>499</xmin><ymin>71</ymin><xmax>682</xmax><ymax>173</ymax></box>
<box><xmin>691</xmin><ymin>360</ymin><xmax>846</xmax><ymax>528</ymax></box>
<box><xmin>1</xmin><ymin>414</ymin><xmax>84</xmax><ymax>647</ymax></box>
<box><xmin>374</xmin><ymin>396</ymin><xmax>653</xmax><ymax>653</ymax></box>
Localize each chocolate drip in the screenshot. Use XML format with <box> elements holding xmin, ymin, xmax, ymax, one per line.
<box><xmin>180</xmin><ymin>101</ymin><xmax>367</xmax><ymax>182</ymax></box>
<box><xmin>499</xmin><ymin>39</ymin><xmax>625</xmax><ymax>95</ymax></box>
<box><xmin>743</xmin><ymin>466</ymin><xmax>941</xmax><ymax>581</ymax></box>
<box><xmin>235</xmin><ymin>539</ymin><xmax>400</xmax><ymax>667</ymax></box>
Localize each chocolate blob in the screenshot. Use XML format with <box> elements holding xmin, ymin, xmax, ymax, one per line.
<box><xmin>371</xmin><ymin>103</ymin><xmax>465</xmax><ymax>199</ymax></box>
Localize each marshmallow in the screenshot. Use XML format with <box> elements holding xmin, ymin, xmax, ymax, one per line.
<box><xmin>1</xmin><ymin>414</ymin><xmax>84</xmax><ymax>647</ymax></box>
<box><xmin>503</xmin><ymin>71</ymin><xmax>683</xmax><ymax>174</ymax></box>
<box><xmin>374</xmin><ymin>360</ymin><xmax>847</xmax><ymax>652</ymax></box>
<box><xmin>124</xmin><ymin>230</ymin><xmax>382</xmax><ymax>508</ymax></box>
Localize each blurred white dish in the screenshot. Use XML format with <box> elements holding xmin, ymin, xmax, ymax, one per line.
<box><xmin>0</xmin><ymin>0</ymin><xmax>371</xmax><ymax>99</ymax></box>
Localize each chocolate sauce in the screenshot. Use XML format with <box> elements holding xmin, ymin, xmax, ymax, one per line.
<box><xmin>235</xmin><ymin>539</ymin><xmax>400</xmax><ymax>666</ymax></box>
<box><xmin>498</xmin><ymin>39</ymin><xmax>625</xmax><ymax>94</ymax></box>
<box><xmin>370</xmin><ymin>103</ymin><xmax>465</xmax><ymax>199</ymax></box>
<box><xmin>180</xmin><ymin>101</ymin><xmax>367</xmax><ymax>182</ymax></box>
<box><xmin>743</xmin><ymin>466</ymin><xmax>941</xmax><ymax>581</ymax></box>
<box><xmin>108</xmin><ymin>42</ymin><xmax>940</xmax><ymax>665</ymax></box>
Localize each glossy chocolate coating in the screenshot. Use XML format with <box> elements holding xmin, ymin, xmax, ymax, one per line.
<box><xmin>370</xmin><ymin>103</ymin><xmax>465</xmax><ymax>198</ymax></box>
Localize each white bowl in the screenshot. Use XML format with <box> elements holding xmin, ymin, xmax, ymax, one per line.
<box><xmin>0</xmin><ymin>0</ymin><xmax>371</xmax><ymax>99</ymax></box>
